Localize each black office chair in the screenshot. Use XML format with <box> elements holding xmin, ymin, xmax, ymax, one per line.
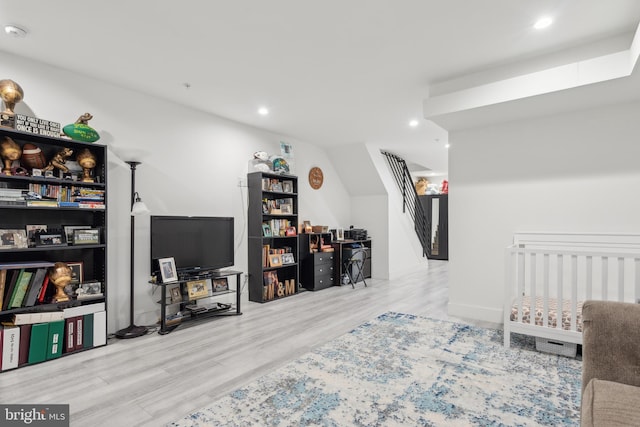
<box><xmin>342</xmin><ymin>247</ymin><xmax>368</xmax><ymax>288</ymax></box>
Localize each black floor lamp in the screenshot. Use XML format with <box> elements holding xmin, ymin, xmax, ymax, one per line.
<box><xmin>115</xmin><ymin>161</ymin><xmax>150</xmax><ymax>339</ymax></box>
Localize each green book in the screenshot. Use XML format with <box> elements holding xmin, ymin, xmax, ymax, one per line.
<box><xmin>46</xmin><ymin>320</ymin><xmax>65</xmax><ymax>360</ymax></box>
<box><xmin>8</xmin><ymin>270</ymin><xmax>32</xmax><ymax>309</ymax></box>
<box><xmin>83</xmin><ymin>313</ymin><xmax>94</xmax><ymax>348</ymax></box>
<box><xmin>28</xmin><ymin>323</ymin><xmax>49</xmax><ymax>364</ymax></box>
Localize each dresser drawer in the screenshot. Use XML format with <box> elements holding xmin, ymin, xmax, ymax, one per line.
<box><xmin>314</xmin><ymin>263</ymin><xmax>334</xmax><ymax>277</ymax></box>
<box><xmin>313</xmin><ymin>252</ymin><xmax>335</xmax><ymax>266</ymax></box>
<box><xmin>313</xmin><ymin>274</ymin><xmax>335</xmax><ymax>290</ymax></box>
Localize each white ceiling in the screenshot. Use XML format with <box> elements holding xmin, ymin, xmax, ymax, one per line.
<box><xmin>0</xmin><ymin>1</ymin><xmax>639</xmax><ymax>176</ymax></box>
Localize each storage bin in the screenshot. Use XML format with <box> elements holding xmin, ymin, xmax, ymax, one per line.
<box><xmin>535</xmin><ymin>337</ymin><xmax>577</xmax><ymax>358</ymax></box>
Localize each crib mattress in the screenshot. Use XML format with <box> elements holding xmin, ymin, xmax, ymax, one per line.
<box><xmin>510</xmin><ymin>296</ymin><xmax>584</xmax><ymax>332</ymax></box>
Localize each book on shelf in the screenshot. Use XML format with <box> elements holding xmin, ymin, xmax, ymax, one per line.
<box><xmin>18</xmin><ymin>324</ymin><xmax>31</xmax><ymax>367</ymax></box>
<box><xmin>8</xmin><ymin>270</ymin><xmax>33</xmax><ymax>309</ymax></box>
<box><xmin>10</xmin><ymin>311</ymin><xmax>64</xmax><ymax>326</ymax></box>
<box><xmin>27</xmin><ymin>322</ymin><xmax>48</xmax><ymax>364</ymax></box>
<box><xmin>62</xmin><ymin>302</ymin><xmax>105</xmax><ymax>319</ymax></box>
<box><xmin>92</xmin><ymin>311</ymin><xmax>106</xmax><ymax>347</ymax></box>
<box><xmin>26</xmin><ymin>200</ymin><xmax>58</xmax><ymax>207</ymax></box>
<box><xmin>0</xmin><ymin>269</ymin><xmax>6</xmax><ymax>310</ymax></box>
<box><xmin>75</xmin><ymin>316</ymin><xmax>83</xmax><ymax>350</ymax></box>
<box><xmin>2</xmin><ymin>270</ymin><xmax>20</xmax><ymax>311</ymax></box>
<box><xmin>64</xmin><ymin>317</ymin><xmax>79</xmax><ymax>354</ymax></box>
<box><xmin>1</xmin><ymin>325</ymin><xmax>19</xmax><ymax>371</ymax></box>
<box><xmin>45</xmin><ymin>320</ymin><xmax>64</xmax><ymax>360</ymax></box>
<box><xmin>22</xmin><ymin>268</ymin><xmax>48</xmax><ymax>307</ymax></box>
<box><xmin>82</xmin><ymin>313</ymin><xmax>94</xmax><ymax>348</ymax></box>
<box><xmin>37</xmin><ymin>275</ymin><xmax>50</xmax><ymax>304</ymax></box>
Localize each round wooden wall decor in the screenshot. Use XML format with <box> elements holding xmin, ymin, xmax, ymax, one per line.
<box><xmin>308</xmin><ymin>166</ymin><xmax>324</xmax><ymax>190</ymax></box>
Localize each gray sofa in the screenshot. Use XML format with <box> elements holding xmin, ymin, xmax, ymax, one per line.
<box><xmin>581</xmin><ymin>300</ymin><xmax>640</xmax><ymax>426</ymax></box>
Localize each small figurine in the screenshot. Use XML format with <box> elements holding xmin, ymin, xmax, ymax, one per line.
<box><xmin>63</xmin><ymin>112</ymin><xmax>100</xmax><ymax>142</ymax></box>
<box><xmin>415</xmin><ymin>177</ymin><xmax>428</xmax><ymax>195</ymax></box>
<box><xmin>42</xmin><ymin>147</ymin><xmax>74</xmax><ymax>173</ymax></box>
<box><xmin>0</xmin><ymin>136</ymin><xmax>21</xmax><ymax>175</ymax></box>
<box><xmin>48</xmin><ymin>262</ymin><xmax>72</xmax><ymax>302</ymax></box>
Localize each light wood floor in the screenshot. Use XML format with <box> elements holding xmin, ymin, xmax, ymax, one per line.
<box><xmin>0</xmin><ymin>260</ymin><xmax>455</xmax><ymax>426</ymax></box>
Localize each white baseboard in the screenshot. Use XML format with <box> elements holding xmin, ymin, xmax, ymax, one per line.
<box><xmin>448</xmin><ymin>302</ymin><xmax>503</xmax><ymax>324</ymax></box>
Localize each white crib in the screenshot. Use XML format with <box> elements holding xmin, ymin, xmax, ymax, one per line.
<box><xmin>503</xmin><ymin>232</ymin><xmax>640</xmax><ymax>349</ymax></box>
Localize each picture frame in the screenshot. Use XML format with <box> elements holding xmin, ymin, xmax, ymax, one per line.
<box><xmin>336</xmin><ymin>227</ymin><xmax>345</xmax><ymax>241</ymax></box>
<box><xmin>213</xmin><ymin>277</ymin><xmax>229</xmax><ymax>292</ymax></box>
<box><xmin>186</xmin><ymin>279</ymin><xmax>209</xmax><ymax>299</ymax></box>
<box><xmin>64</xmin><ymin>225</ymin><xmax>91</xmax><ymax>243</ymax></box>
<box><xmin>170</xmin><ymin>286</ymin><xmax>182</xmax><ymax>303</ymax></box>
<box><xmin>66</xmin><ymin>262</ymin><xmax>84</xmax><ymax>285</ymax></box>
<box><xmin>72</xmin><ymin>228</ymin><xmax>100</xmax><ymax>245</ymax></box>
<box><xmin>262</xmin><ymin>223</ymin><xmax>272</xmax><ymax>237</ymax></box>
<box><xmin>285</xmin><ymin>226</ymin><xmax>297</xmax><ymax>236</ymax></box>
<box><xmin>35</xmin><ymin>231</ymin><xmax>66</xmax><ymax>247</ymax></box>
<box><xmin>77</xmin><ymin>281</ymin><xmax>102</xmax><ymax>299</ymax></box>
<box><xmin>271</xmin><ymin>181</ymin><xmax>283</xmax><ymax>192</ymax></box>
<box><xmin>282</xmin><ymin>180</ymin><xmax>293</xmax><ymax>193</ymax></box>
<box><xmin>281</xmin><ymin>204</ymin><xmax>292</xmax><ymax>214</ymax></box>
<box><xmin>0</xmin><ymin>229</ymin><xmax>28</xmax><ymax>249</ymax></box>
<box><xmin>26</xmin><ymin>224</ymin><xmax>47</xmax><ymax>246</ymax></box>
<box><xmin>31</xmin><ymin>168</ymin><xmax>42</xmax><ymax>177</ymax></box>
<box><xmin>281</xmin><ymin>253</ymin><xmax>295</xmax><ymax>265</ymax></box>
<box><xmin>159</xmin><ymin>257</ymin><xmax>178</xmax><ymax>283</ymax></box>
<box><xmin>268</xmin><ymin>253</ymin><xmax>283</xmax><ymax>267</ymax></box>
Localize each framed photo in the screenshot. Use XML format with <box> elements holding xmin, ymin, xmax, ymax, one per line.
<box><xmin>64</xmin><ymin>225</ymin><xmax>91</xmax><ymax>242</ymax></box>
<box><xmin>77</xmin><ymin>281</ymin><xmax>102</xmax><ymax>299</ymax></box>
<box><xmin>66</xmin><ymin>262</ymin><xmax>84</xmax><ymax>285</ymax></box>
<box><xmin>170</xmin><ymin>286</ymin><xmax>182</xmax><ymax>303</ymax></box>
<box><xmin>285</xmin><ymin>226</ymin><xmax>297</xmax><ymax>236</ymax></box>
<box><xmin>282</xmin><ymin>180</ymin><xmax>293</xmax><ymax>193</ymax></box>
<box><xmin>186</xmin><ymin>279</ymin><xmax>209</xmax><ymax>299</ymax></box>
<box><xmin>262</xmin><ymin>223</ymin><xmax>272</xmax><ymax>237</ymax></box>
<box><xmin>159</xmin><ymin>257</ymin><xmax>178</xmax><ymax>283</ymax></box>
<box><xmin>35</xmin><ymin>231</ymin><xmax>66</xmax><ymax>247</ymax></box>
<box><xmin>281</xmin><ymin>204</ymin><xmax>292</xmax><ymax>214</ymax></box>
<box><xmin>281</xmin><ymin>253</ymin><xmax>295</xmax><ymax>265</ymax></box>
<box><xmin>0</xmin><ymin>229</ymin><xmax>28</xmax><ymax>249</ymax></box>
<box><xmin>26</xmin><ymin>224</ymin><xmax>47</xmax><ymax>246</ymax></box>
<box><xmin>271</xmin><ymin>181</ymin><xmax>283</xmax><ymax>192</ymax></box>
<box><xmin>72</xmin><ymin>228</ymin><xmax>100</xmax><ymax>245</ymax></box>
<box><xmin>213</xmin><ymin>277</ymin><xmax>229</xmax><ymax>292</ymax></box>
<box><xmin>31</xmin><ymin>168</ymin><xmax>42</xmax><ymax>177</ymax></box>
<box><xmin>336</xmin><ymin>228</ymin><xmax>344</xmax><ymax>241</ymax></box>
<box><xmin>268</xmin><ymin>253</ymin><xmax>283</xmax><ymax>267</ymax></box>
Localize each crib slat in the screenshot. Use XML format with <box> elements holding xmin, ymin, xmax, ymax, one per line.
<box><xmin>543</xmin><ymin>254</ymin><xmax>550</xmax><ymax>328</ymax></box>
<box><xmin>618</xmin><ymin>257</ymin><xmax>625</xmax><ymax>302</ymax></box>
<box><xmin>517</xmin><ymin>249</ymin><xmax>525</xmax><ymax>323</ymax></box>
<box><xmin>570</xmin><ymin>255</ymin><xmax>577</xmax><ymax>331</ymax></box>
<box><xmin>602</xmin><ymin>256</ymin><xmax>609</xmax><ymax>300</ymax></box>
<box><xmin>636</xmin><ymin>258</ymin><xmax>640</xmax><ymax>303</ymax></box>
<box><xmin>530</xmin><ymin>253</ymin><xmax>536</xmax><ymax>326</ymax></box>
<box><xmin>586</xmin><ymin>256</ymin><xmax>593</xmax><ymax>300</ymax></box>
<box><xmin>557</xmin><ymin>254</ymin><xmax>563</xmax><ymax>330</ymax></box>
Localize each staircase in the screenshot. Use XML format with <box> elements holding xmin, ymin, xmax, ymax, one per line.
<box><xmin>381</xmin><ymin>151</ymin><xmax>430</xmax><ymax>257</ymax></box>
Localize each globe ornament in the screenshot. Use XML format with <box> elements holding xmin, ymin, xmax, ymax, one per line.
<box><xmin>63</xmin><ymin>112</ymin><xmax>100</xmax><ymax>142</ymax></box>
<box><xmin>272</xmin><ymin>157</ymin><xmax>289</xmax><ymax>174</ymax></box>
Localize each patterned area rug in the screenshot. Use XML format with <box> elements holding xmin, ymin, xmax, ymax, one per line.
<box><xmin>169</xmin><ymin>313</ymin><xmax>581</xmax><ymax>426</ymax></box>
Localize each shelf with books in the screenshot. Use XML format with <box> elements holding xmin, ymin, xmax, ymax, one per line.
<box><xmin>248</xmin><ymin>171</ymin><xmax>299</xmax><ymax>303</ymax></box>
<box><xmin>0</xmin><ymin>126</ymin><xmax>108</xmax><ymax>372</ymax></box>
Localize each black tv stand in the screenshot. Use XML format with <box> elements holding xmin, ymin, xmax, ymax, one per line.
<box><xmin>153</xmin><ymin>269</ymin><xmax>243</xmax><ymax>334</ymax></box>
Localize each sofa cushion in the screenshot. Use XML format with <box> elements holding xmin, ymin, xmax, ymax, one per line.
<box><xmin>582</xmin><ymin>378</ymin><xmax>640</xmax><ymax>426</ymax></box>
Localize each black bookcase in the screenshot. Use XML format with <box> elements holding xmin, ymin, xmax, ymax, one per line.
<box><xmin>0</xmin><ymin>127</ymin><xmax>108</xmax><ymax>370</ymax></box>
<box><xmin>247</xmin><ymin>171</ymin><xmax>299</xmax><ymax>302</ymax></box>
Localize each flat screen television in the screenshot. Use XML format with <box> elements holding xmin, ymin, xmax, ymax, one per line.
<box><xmin>150</xmin><ymin>215</ymin><xmax>234</xmax><ymax>274</ymax></box>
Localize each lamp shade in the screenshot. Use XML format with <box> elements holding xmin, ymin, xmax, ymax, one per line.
<box><xmin>131</xmin><ymin>200</ymin><xmax>150</xmax><ymax>216</ymax></box>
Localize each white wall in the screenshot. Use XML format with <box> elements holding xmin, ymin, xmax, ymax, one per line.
<box><xmin>448</xmin><ymin>100</ymin><xmax>640</xmax><ymax>322</ymax></box>
<box><xmin>0</xmin><ymin>51</ymin><xmax>352</xmax><ymax>333</ymax></box>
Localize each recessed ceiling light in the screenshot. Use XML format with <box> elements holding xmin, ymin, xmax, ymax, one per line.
<box><xmin>4</xmin><ymin>25</ymin><xmax>27</xmax><ymax>38</ymax></box>
<box><xmin>409</xmin><ymin>119</ymin><xmax>419</xmax><ymax>127</ymax></box>
<box><xmin>258</xmin><ymin>107</ymin><xmax>269</xmax><ymax>116</ymax></box>
<box><xmin>534</xmin><ymin>17</ymin><xmax>553</xmax><ymax>30</ymax></box>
